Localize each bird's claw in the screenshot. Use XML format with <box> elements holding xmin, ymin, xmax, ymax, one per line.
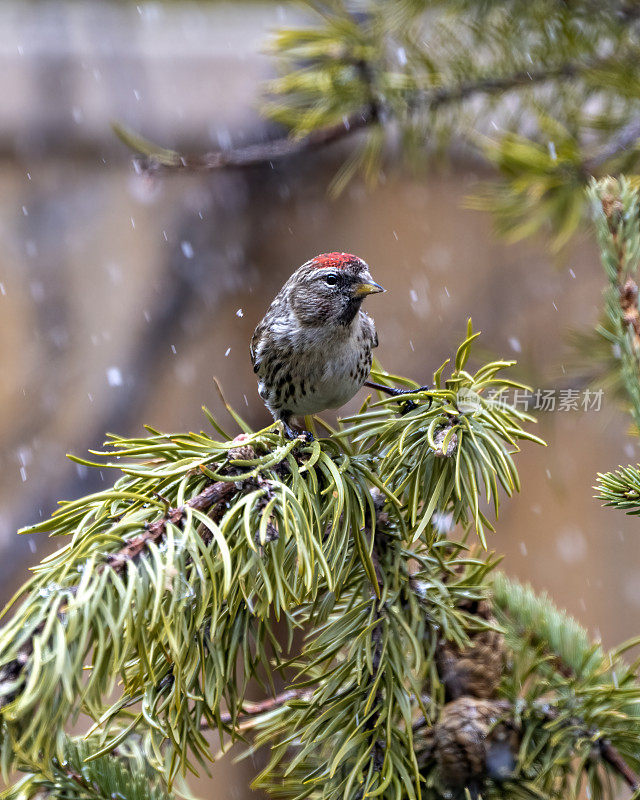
<box><xmin>393</xmin><ymin>384</ymin><xmax>433</xmax><ymax>411</ymax></box>
<box><xmin>418</xmin><ymin>385</ymin><xmax>433</xmax><ymax>409</ymax></box>
<box><xmin>281</xmin><ymin>420</ymin><xmax>314</xmax><ymax>442</ymax></box>
<box><xmin>364</xmin><ymin>380</ymin><xmax>432</xmax><ymax>410</ymax></box>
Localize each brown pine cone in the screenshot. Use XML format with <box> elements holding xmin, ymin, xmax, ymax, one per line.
<box><xmin>434</xmin><ymin>697</ymin><xmax>518</xmax><ymax>790</ymax></box>
<box><xmin>227</xmin><ymin>434</ymin><xmax>256</xmax><ymax>463</ymax></box>
<box><xmin>433</xmin><ymin>426</ymin><xmax>458</xmax><ymax>457</ymax></box>
<box><xmin>436</xmin><ymin>599</ymin><xmax>505</xmax><ymax>700</ymax></box>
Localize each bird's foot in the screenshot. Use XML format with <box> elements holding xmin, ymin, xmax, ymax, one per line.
<box><xmin>281</xmin><ymin>419</ymin><xmax>314</xmax><ymax>442</ymax></box>
<box><xmin>395</xmin><ymin>386</ymin><xmax>432</xmax><ymax>414</ymax></box>
<box><xmin>384</xmin><ymin>384</ymin><xmax>431</xmax><ymax>399</ymax></box>
<box><xmin>364</xmin><ymin>381</ymin><xmax>432</xmax><ymax>411</ymax></box>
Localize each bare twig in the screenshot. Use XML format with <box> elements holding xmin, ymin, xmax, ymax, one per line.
<box><xmin>221</xmin><ymin>689</ymin><xmax>303</xmax><ymax>722</ymax></box>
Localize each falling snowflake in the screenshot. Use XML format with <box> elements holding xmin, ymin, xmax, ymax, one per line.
<box><xmin>106</xmin><ymin>367</ymin><xmax>123</xmax><ymax>387</ymax></box>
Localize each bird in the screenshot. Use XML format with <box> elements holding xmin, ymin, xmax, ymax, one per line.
<box><xmin>250</xmin><ymin>252</ymin><xmax>385</xmax><ymax>439</ymax></box>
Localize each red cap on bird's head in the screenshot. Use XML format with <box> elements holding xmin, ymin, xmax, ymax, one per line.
<box><xmin>310</xmin><ymin>252</ymin><xmax>365</xmax><ymax>270</ymax></box>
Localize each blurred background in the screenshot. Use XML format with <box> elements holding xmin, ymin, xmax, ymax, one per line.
<box><xmin>0</xmin><ymin>2</ymin><xmax>638</xmax><ymax>792</ymax></box>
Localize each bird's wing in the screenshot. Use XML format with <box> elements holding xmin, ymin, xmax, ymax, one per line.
<box><xmin>362</xmin><ymin>311</ymin><xmax>379</xmax><ymax>348</ymax></box>
<box><xmin>250</xmin><ymin>324</ymin><xmax>263</xmax><ymax>373</ymax></box>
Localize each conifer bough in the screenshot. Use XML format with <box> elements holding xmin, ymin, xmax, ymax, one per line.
<box><xmin>116</xmin><ymin>1</ymin><xmax>640</xmax><ymax>253</ymax></box>
<box><xmin>1</xmin><ymin>288</ymin><xmax>640</xmax><ymax>799</ymax></box>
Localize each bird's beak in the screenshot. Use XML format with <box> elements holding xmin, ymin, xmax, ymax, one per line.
<box><xmin>353</xmin><ymin>279</ymin><xmax>386</xmax><ymax>297</ymax></box>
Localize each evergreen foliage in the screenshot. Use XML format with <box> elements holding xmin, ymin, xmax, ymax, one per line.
<box><xmin>6</xmin><ymin>3</ymin><xmax>640</xmax><ymax>795</ymax></box>
<box><xmin>593</xmin><ymin>179</ymin><xmax>640</xmax><ymax>552</ymax></box>
<box><xmin>2</xmin><ymin>279</ymin><xmax>640</xmax><ymax>798</ymax></box>
<box><xmin>4</xmin><ymin>738</ymin><xmax>175</xmax><ymax>800</ymax></box>
<box><xmin>0</xmin><ymin>329</ymin><xmax>550</xmax><ymax>799</ymax></box>
<box><xmin>116</xmin><ymin>2</ymin><xmax>640</xmax><ymax>250</ymax></box>
<box><xmin>267</xmin><ymin>1</ymin><xmax>640</xmax><ymax>246</ymax></box>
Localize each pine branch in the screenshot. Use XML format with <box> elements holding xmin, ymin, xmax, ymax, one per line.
<box><xmin>596</xmin><ymin>464</ymin><xmax>640</xmax><ymax>514</ymax></box>
<box><xmin>112</xmin><ymin>107</ymin><xmax>377</xmax><ymax>174</ymax></box>
<box><xmin>426</xmin><ymin>61</ymin><xmax>585</xmax><ymax>109</ymax></box>
<box><xmin>600</xmin><ymin>740</ymin><xmax>640</xmax><ymax>793</ymax></box>
<box><xmin>3</xmin><ymin>736</ymin><xmax>175</xmax><ymax>800</ymax></box>
<box><xmin>105</xmin><ymin>478</ymin><xmax>238</xmax><ymax>573</ymax></box>
<box><xmin>0</xmin><ymin>457</ymin><xmax>255</xmax><ymax>709</ymax></box>
<box><xmin>109</xmin><ymin>1</ymin><xmax>640</xmax><ymax>256</ymax></box>
<box><xmin>250</xmin><ymin>504</ymin><xmax>426</xmax><ymax>800</ymax></box>
<box><xmin>590</xmin><ymin>177</ymin><xmax>640</xmax><ymax>430</ymax></box>
<box><xmin>215</xmin><ymin>689</ymin><xmax>306</xmax><ymax>728</ymax></box>
<box><xmin>492</xmin><ymin>573</ymin><xmax>604</xmax><ymax>679</ymax></box>
<box><xmin>114</xmin><ymin>59</ymin><xmax>590</xmax><ymax>177</ymax></box>
<box><xmin>493</xmin><ymin>572</ymin><xmax>640</xmax><ymax>794</ymax></box>
<box><xmin>111</xmin><ymin>5</ymin><xmax>640</xmax><ymax>256</ymax></box>
<box><xmin>0</xmin><ymin>333</ymin><xmax>542</xmax><ymax>790</ymax></box>
<box><xmin>249</xmin><ymin>504</ymin><xmax>504</xmax><ymax>799</ymax></box>
<box><xmin>536</xmin><ymin>704</ymin><xmax>640</xmax><ymax>793</ymax></box>
<box><xmin>360</xmin><ymin>507</ymin><xmax>394</xmax><ymax>785</ymax></box>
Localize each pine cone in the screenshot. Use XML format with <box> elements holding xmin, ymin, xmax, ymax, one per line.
<box><xmin>436</xmin><ymin>599</ymin><xmax>505</xmax><ymax>700</ymax></box>
<box><xmin>433</xmin><ymin>426</ymin><xmax>458</xmax><ymax>457</ymax></box>
<box><xmin>227</xmin><ymin>434</ymin><xmax>256</xmax><ymax>463</ymax></box>
<box><xmin>434</xmin><ymin>697</ymin><xmax>518</xmax><ymax>790</ymax></box>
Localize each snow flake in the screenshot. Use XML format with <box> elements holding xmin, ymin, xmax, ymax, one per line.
<box><xmin>106</xmin><ymin>367</ymin><xmax>123</xmax><ymax>387</ymax></box>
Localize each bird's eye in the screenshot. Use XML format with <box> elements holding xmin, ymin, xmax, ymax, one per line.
<box><xmin>325</xmin><ymin>274</ymin><xmax>338</xmax><ymax>286</ymax></box>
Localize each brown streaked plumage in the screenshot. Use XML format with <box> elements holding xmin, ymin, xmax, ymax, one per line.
<box><xmin>250</xmin><ymin>253</ymin><xmax>384</xmax><ymax>438</ymax></box>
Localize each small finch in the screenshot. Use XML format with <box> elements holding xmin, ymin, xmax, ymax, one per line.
<box><xmin>250</xmin><ymin>253</ymin><xmax>384</xmax><ymax>439</ymax></box>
